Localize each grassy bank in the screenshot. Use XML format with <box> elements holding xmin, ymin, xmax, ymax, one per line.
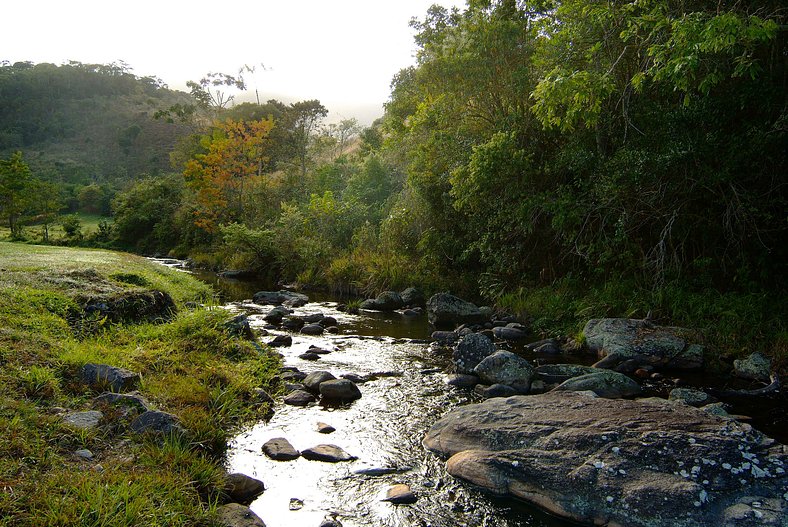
<box><xmin>0</xmin><ymin>242</ymin><xmax>279</xmax><ymax>526</ymax></box>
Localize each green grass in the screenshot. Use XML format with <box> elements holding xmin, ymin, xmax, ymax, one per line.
<box><xmin>0</xmin><ymin>213</ymin><xmax>110</xmax><ymax>243</ymax></box>
<box><xmin>0</xmin><ymin>241</ymin><xmax>280</xmax><ymax>526</ymax></box>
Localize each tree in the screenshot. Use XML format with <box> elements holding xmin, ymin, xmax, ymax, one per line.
<box><xmin>32</xmin><ymin>180</ymin><xmax>62</xmax><ymax>242</ymax></box>
<box><xmin>0</xmin><ymin>152</ymin><xmax>33</xmax><ymax>237</ymax></box>
<box><xmin>325</xmin><ymin>118</ymin><xmax>361</xmax><ymax>159</ymax></box>
<box><xmin>282</xmin><ymin>100</ymin><xmax>328</xmax><ymax>178</ymax></box>
<box><xmin>183</xmin><ymin>118</ymin><xmax>273</xmax><ymax>231</ymax></box>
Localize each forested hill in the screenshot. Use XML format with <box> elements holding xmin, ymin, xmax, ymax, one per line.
<box><xmin>0</xmin><ymin>61</ymin><xmax>191</xmax><ymax>185</ymax></box>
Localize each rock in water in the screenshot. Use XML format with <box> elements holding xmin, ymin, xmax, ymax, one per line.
<box><xmin>382</xmin><ymin>484</ymin><xmax>417</xmax><ymax>504</ymax></box>
<box><xmin>426</xmin><ymin>293</ymin><xmax>486</xmax><ymax>328</ymax></box>
<box><xmin>216</xmin><ymin>503</ymin><xmax>266</xmax><ymax>527</ymax></box>
<box><xmin>583</xmin><ymin>318</ymin><xmax>704</xmax><ymax>370</ymax></box>
<box><xmin>733</xmin><ymin>352</ymin><xmax>772</xmax><ymax>383</ymax></box>
<box><xmin>473</xmin><ymin>350</ymin><xmax>534</xmax><ymax>393</ymax></box>
<box><xmin>319</xmin><ymin>379</ymin><xmax>362</xmax><ymax>402</ymax></box>
<box><xmin>424</xmin><ymin>391</ymin><xmax>788</xmax><ymax>527</ymax></box>
<box><xmin>552</xmin><ymin>370</ymin><xmax>642</xmax><ymax>399</ymax></box>
<box><xmin>283</xmin><ymin>390</ymin><xmax>316</xmax><ymax>406</ymax></box>
<box><xmin>224</xmin><ymin>473</ymin><xmax>265</xmax><ymax>504</ymax></box>
<box><xmin>253</xmin><ymin>290</ymin><xmax>308</xmax><ymax>307</ymax></box>
<box><xmin>359</xmin><ymin>291</ymin><xmax>404</xmax><ymax>311</ymax></box>
<box><xmin>301</xmin><ymin>444</ymin><xmax>356</xmax><ymax>462</ymax></box>
<box><xmin>452</xmin><ymin>333</ymin><xmax>496</xmax><ymax>374</ymax></box>
<box><xmin>302</xmin><ymin>371</ymin><xmax>337</xmax><ymax>393</ymax></box>
<box><xmin>262</xmin><ymin>438</ymin><xmax>300</xmax><ymax>461</ymax></box>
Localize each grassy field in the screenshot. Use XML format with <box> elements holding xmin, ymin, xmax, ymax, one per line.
<box><xmin>0</xmin><ymin>213</ymin><xmax>111</xmax><ymax>243</ymax></box>
<box><xmin>0</xmin><ymin>242</ymin><xmax>279</xmax><ymax>526</ymax></box>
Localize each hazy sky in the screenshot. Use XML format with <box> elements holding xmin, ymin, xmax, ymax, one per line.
<box><xmin>3</xmin><ymin>0</ymin><xmax>465</xmax><ymax>123</ymax></box>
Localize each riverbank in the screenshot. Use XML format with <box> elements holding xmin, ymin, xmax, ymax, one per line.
<box><xmin>0</xmin><ymin>242</ymin><xmax>280</xmax><ymax>526</ymax></box>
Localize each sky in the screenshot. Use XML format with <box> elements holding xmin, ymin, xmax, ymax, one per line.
<box><xmin>2</xmin><ymin>0</ymin><xmax>466</xmax><ymax>124</ymax></box>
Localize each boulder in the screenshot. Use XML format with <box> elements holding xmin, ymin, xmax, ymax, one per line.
<box><xmin>283</xmin><ymin>390</ymin><xmax>316</xmax><ymax>406</ymax></box>
<box><xmin>301</xmin><ymin>324</ymin><xmax>324</xmax><ymax>335</ymax></box>
<box><xmin>492</xmin><ymin>326</ymin><xmax>528</xmax><ymax>340</ymax></box>
<box><xmin>669</xmin><ymin>388</ymin><xmax>716</xmax><ymax>407</ymax></box>
<box><xmin>298</xmin><ymin>352</ymin><xmax>321</xmax><ymax>361</ymax></box>
<box><xmin>424</xmin><ymin>391</ymin><xmax>788</xmax><ymax>527</ymax></box>
<box><xmin>263</xmin><ymin>306</ymin><xmax>290</xmax><ymax>323</ymax></box>
<box><xmin>281</xmin><ymin>317</ymin><xmax>304</xmax><ymax>331</ymax></box>
<box><xmin>302</xmin><ymin>313</ymin><xmax>324</xmax><ymax>323</ymax></box>
<box><xmin>224</xmin><ymin>314</ymin><xmax>255</xmax><ymax>340</ymax></box>
<box><xmin>319</xmin><ymin>379</ymin><xmax>362</xmax><ymax>403</ymax></box>
<box><xmin>473</xmin><ymin>351</ymin><xmax>534</xmax><ymax>393</ymax></box>
<box><xmin>262</xmin><ymin>438</ymin><xmax>300</xmax><ymax>461</ymax></box>
<box><xmin>583</xmin><ymin>318</ymin><xmax>704</xmax><ymax>370</ymax></box>
<box><xmin>382</xmin><ymin>484</ymin><xmax>417</xmax><ymax>504</ymax></box>
<box><xmin>81</xmin><ymin>363</ymin><xmax>141</xmax><ymax>392</ymax></box>
<box><xmin>524</xmin><ymin>338</ymin><xmax>562</xmax><ymax>354</ymax></box>
<box><xmin>319</xmin><ymin>316</ymin><xmax>338</xmax><ymax>327</ymax></box>
<box><xmin>733</xmin><ymin>352</ymin><xmax>772</xmax><ymax>383</ymax></box>
<box><xmin>535</xmin><ymin>364</ymin><xmax>597</xmax><ymax>384</ymax></box>
<box><xmin>426</xmin><ymin>293</ymin><xmax>487</xmax><ymax>328</ymax></box>
<box><xmin>268</xmin><ymin>335</ymin><xmax>292</xmax><ymax>348</ymax></box>
<box><xmin>475</xmin><ymin>383</ymin><xmax>519</xmax><ymax>398</ymax></box>
<box><xmin>302</xmin><ymin>371</ymin><xmax>336</xmax><ymax>393</ymax></box>
<box><xmin>253</xmin><ymin>290</ymin><xmax>309</xmax><ymax>307</ymax></box>
<box><xmin>400</xmin><ymin>287</ymin><xmax>425</xmax><ymax>307</ymax></box>
<box><xmin>359</xmin><ymin>291</ymin><xmax>404</xmax><ymax>311</ymax></box>
<box><xmin>216</xmin><ymin>503</ymin><xmax>266</xmax><ymax>527</ymax></box>
<box><xmin>431</xmin><ymin>331</ymin><xmax>460</xmax><ymax>345</ymax></box>
<box><xmin>63</xmin><ymin>410</ymin><xmax>103</xmax><ymax>430</ymax></box>
<box><xmin>447</xmin><ymin>374</ymin><xmax>479</xmax><ymax>388</ymax></box>
<box><xmin>224</xmin><ymin>473</ymin><xmax>265</xmax><ymax>504</ymax></box>
<box><xmin>552</xmin><ymin>370</ymin><xmax>641</xmax><ymax>399</ymax></box>
<box><xmin>452</xmin><ymin>333</ymin><xmax>496</xmax><ymax>374</ymax></box>
<box><xmin>301</xmin><ymin>444</ymin><xmax>356</xmax><ymax>462</ymax></box>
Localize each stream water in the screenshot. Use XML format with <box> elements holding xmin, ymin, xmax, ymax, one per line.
<box><xmin>153</xmin><ymin>260</ymin><xmax>786</xmax><ymax>527</ymax></box>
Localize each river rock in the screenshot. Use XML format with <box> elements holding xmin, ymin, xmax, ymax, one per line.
<box><xmin>431</xmin><ymin>331</ymin><xmax>460</xmax><ymax>345</ymax></box>
<box><xmin>301</xmin><ymin>324</ymin><xmax>324</xmax><ymax>335</ymax></box>
<box><xmin>281</xmin><ymin>317</ymin><xmax>304</xmax><ymax>331</ymax></box>
<box><xmin>400</xmin><ymin>287</ymin><xmax>425</xmax><ymax>307</ymax></box>
<box><xmin>494</xmin><ymin>326</ymin><xmax>528</xmax><ymax>341</ymax></box>
<box><xmin>301</xmin><ymin>444</ymin><xmax>356</xmax><ymax>462</ymax></box>
<box><xmin>473</xmin><ymin>351</ymin><xmax>534</xmax><ymax>393</ymax></box>
<box><xmin>360</xmin><ymin>291</ymin><xmax>404</xmax><ymax>311</ymax></box>
<box><xmin>268</xmin><ymin>335</ymin><xmax>292</xmax><ymax>348</ymax></box>
<box><xmin>669</xmin><ymin>387</ymin><xmax>716</xmax><ymax>407</ymax></box>
<box><xmin>452</xmin><ymin>333</ymin><xmax>496</xmax><ymax>374</ymax></box>
<box><xmin>317</xmin><ymin>422</ymin><xmax>336</xmax><ymax>434</ymax></box>
<box><xmin>280</xmin><ymin>370</ymin><xmax>306</xmax><ymax>382</ymax></box>
<box><xmin>524</xmin><ymin>338</ymin><xmax>562</xmax><ymax>354</ymax></box>
<box><xmin>63</xmin><ymin>410</ymin><xmax>103</xmax><ymax>430</ymax></box>
<box><xmin>535</xmin><ymin>364</ymin><xmax>597</xmax><ymax>384</ymax></box>
<box><xmin>447</xmin><ymin>374</ymin><xmax>479</xmax><ymax>388</ymax></box>
<box><xmin>583</xmin><ymin>318</ymin><xmax>704</xmax><ymax>370</ymax></box>
<box><xmin>283</xmin><ymin>390</ymin><xmax>316</xmax><ymax>406</ymax></box>
<box><xmin>253</xmin><ymin>290</ymin><xmax>308</xmax><ymax>308</ymax></box>
<box><xmin>262</xmin><ymin>438</ymin><xmax>300</xmax><ymax>460</ymax></box>
<box><xmin>733</xmin><ymin>352</ymin><xmax>772</xmax><ymax>383</ymax></box>
<box><xmin>319</xmin><ymin>379</ymin><xmax>362</xmax><ymax>402</ymax></box>
<box><xmin>263</xmin><ymin>306</ymin><xmax>290</xmax><ymax>323</ymax></box>
<box><xmin>298</xmin><ymin>352</ymin><xmax>321</xmax><ymax>361</ymax></box>
<box><xmin>552</xmin><ymin>370</ymin><xmax>641</xmax><ymax>399</ymax></box>
<box><xmin>382</xmin><ymin>484</ymin><xmax>417</xmax><ymax>504</ymax></box>
<box><xmin>216</xmin><ymin>503</ymin><xmax>266</xmax><ymax>527</ymax></box>
<box><xmin>224</xmin><ymin>473</ymin><xmax>265</xmax><ymax>504</ymax></box>
<box><xmin>130</xmin><ymin>410</ymin><xmax>183</xmax><ymax>435</ymax></box>
<box><xmin>319</xmin><ymin>316</ymin><xmax>338</xmax><ymax>327</ymax></box>
<box><xmin>424</xmin><ymin>391</ymin><xmax>788</xmax><ymax>527</ymax></box>
<box><xmin>426</xmin><ymin>293</ymin><xmax>487</xmax><ymax>328</ymax></box>
<box><xmin>302</xmin><ymin>312</ymin><xmax>324</xmax><ymax>323</ymax></box>
<box><xmin>81</xmin><ymin>363</ymin><xmax>141</xmax><ymax>392</ymax></box>
<box><xmin>224</xmin><ymin>314</ymin><xmax>255</xmax><ymax>340</ymax></box>
<box><xmin>475</xmin><ymin>383</ymin><xmax>519</xmax><ymax>398</ymax></box>
<box><xmin>303</xmin><ymin>371</ymin><xmax>337</xmax><ymax>393</ymax></box>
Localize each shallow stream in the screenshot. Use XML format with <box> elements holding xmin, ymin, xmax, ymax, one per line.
<box><xmin>152</xmin><ymin>259</ymin><xmax>786</xmax><ymax>527</ymax></box>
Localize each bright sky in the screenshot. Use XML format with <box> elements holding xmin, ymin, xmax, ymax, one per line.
<box><xmin>2</xmin><ymin>0</ymin><xmax>465</xmax><ymax>124</ymax></box>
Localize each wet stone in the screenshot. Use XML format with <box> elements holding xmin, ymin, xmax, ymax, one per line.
<box><xmin>262</xmin><ymin>438</ymin><xmax>300</xmax><ymax>461</ymax></box>
<box><xmin>298</xmin><ymin>352</ymin><xmax>321</xmax><ymax>361</ymax></box>
<box><xmin>382</xmin><ymin>484</ymin><xmax>417</xmax><ymax>504</ymax></box>
<box><xmin>268</xmin><ymin>335</ymin><xmax>293</xmax><ymax>348</ymax></box>
<box><xmin>303</xmin><ymin>371</ymin><xmax>336</xmax><ymax>393</ymax></box>
<box><xmin>447</xmin><ymin>374</ymin><xmax>479</xmax><ymax>388</ymax></box>
<box><xmin>284</xmin><ymin>390</ymin><xmax>316</xmax><ymax>407</ymax></box>
<box><xmin>301</xmin><ymin>444</ymin><xmax>356</xmax><ymax>462</ymax></box>
<box><xmin>317</xmin><ymin>422</ymin><xmax>336</xmax><ymax>434</ymax></box>
<box><xmin>224</xmin><ymin>473</ymin><xmax>265</xmax><ymax>505</ymax></box>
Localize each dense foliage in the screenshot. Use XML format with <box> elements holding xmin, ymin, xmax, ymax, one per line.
<box><xmin>2</xmin><ymin>0</ymin><xmax>785</xmax><ymax>359</ymax></box>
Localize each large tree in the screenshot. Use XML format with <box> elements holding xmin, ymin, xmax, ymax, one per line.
<box><xmin>0</xmin><ymin>151</ymin><xmax>33</xmax><ymax>237</ymax></box>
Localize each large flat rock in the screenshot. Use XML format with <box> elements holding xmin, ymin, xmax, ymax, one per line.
<box><xmin>424</xmin><ymin>392</ymin><xmax>787</xmax><ymax>527</ymax></box>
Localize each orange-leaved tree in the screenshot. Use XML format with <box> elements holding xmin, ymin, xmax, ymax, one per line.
<box><xmin>184</xmin><ymin>118</ymin><xmax>273</xmax><ymax>231</ymax></box>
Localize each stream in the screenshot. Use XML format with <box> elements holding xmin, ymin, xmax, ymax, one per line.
<box><xmin>153</xmin><ymin>259</ymin><xmax>786</xmax><ymax>527</ymax></box>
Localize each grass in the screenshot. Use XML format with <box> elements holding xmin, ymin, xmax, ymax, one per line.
<box><xmin>0</xmin><ymin>242</ymin><xmax>280</xmax><ymax>526</ymax></box>
<box><xmin>0</xmin><ymin>213</ymin><xmax>111</xmax><ymax>244</ymax></box>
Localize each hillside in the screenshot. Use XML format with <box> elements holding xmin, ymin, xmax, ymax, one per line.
<box><xmin>0</xmin><ymin>61</ymin><xmax>192</xmax><ymax>185</ymax></box>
